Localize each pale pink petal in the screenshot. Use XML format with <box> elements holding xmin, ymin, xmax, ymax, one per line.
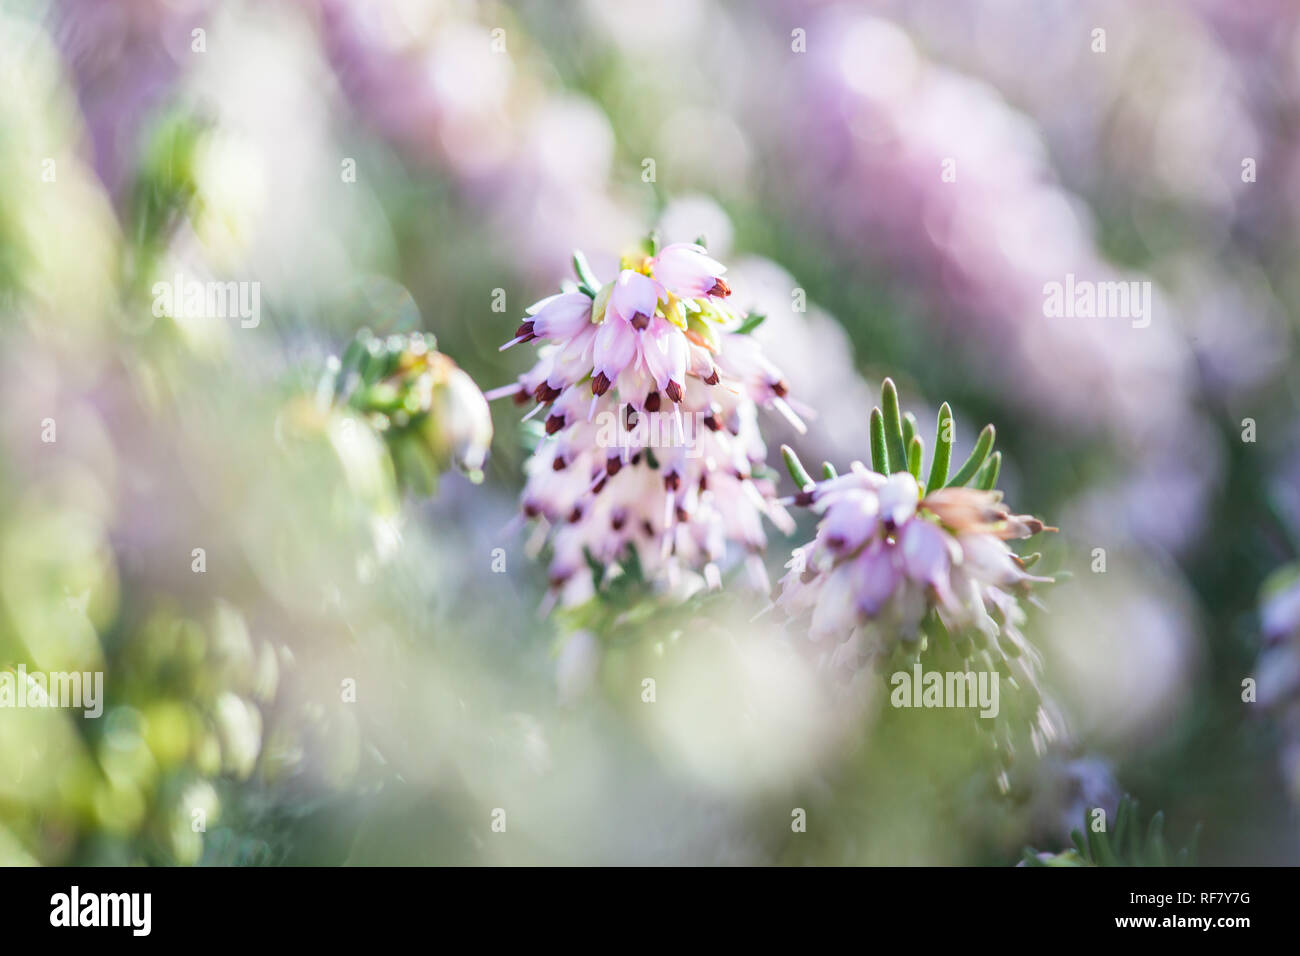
<box><xmin>819</xmin><ymin>489</ymin><xmax>879</xmax><ymax>554</ymax></box>
<box><xmin>640</xmin><ymin>317</ymin><xmax>688</xmax><ymax>392</ymax></box>
<box><xmin>532</xmin><ymin>292</ymin><xmax>595</xmax><ymax>340</ymax></box>
<box><xmin>608</xmin><ymin>270</ymin><xmax>660</xmax><ymax>326</ymax></box>
<box><xmin>900</xmin><ymin>519</ymin><xmax>960</xmax><ymax>607</ymax></box>
<box><xmin>652</xmin><ymin>242</ymin><xmax>726</xmax><ymax>298</ymax></box>
<box><xmin>853</xmin><ymin>540</ymin><xmax>900</xmax><ymax>617</ymax></box>
<box><xmin>878</xmin><ymin>473</ymin><xmax>920</xmax><ymax>528</ymax></box>
<box><xmin>593</xmin><ymin>315</ymin><xmax>638</xmax><ymax>382</ymax></box>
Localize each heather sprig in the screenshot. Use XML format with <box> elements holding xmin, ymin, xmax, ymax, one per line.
<box><xmin>778</xmin><ymin>380</ymin><xmax>1060</xmax><ymax>778</ymax></box>
<box><xmin>491</xmin><ymin>236</ymin><xmax>802</xmax><ymax>610</ymax></box>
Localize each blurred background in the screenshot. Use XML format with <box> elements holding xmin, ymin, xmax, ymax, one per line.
<box><xmin>1</xmin><ymin>0</ymin><xmax>1298</xmax><ymax>865</ymax></box>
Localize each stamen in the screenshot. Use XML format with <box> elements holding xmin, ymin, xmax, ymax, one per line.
<box><xmin>484</xmin><ymin>383</ymin><xmax>523</xmax><ymax>401</ymax></box>
<box><xmin>772</xmin><ymin>396</ymin><xmax>807</xmax><ymax>434</ymax></box>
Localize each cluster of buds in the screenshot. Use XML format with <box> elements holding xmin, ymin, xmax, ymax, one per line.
<box><xmin>776</xmin><ymin>381</ymin><xmax>1058</xmax><ymax>770</ymax></box>
<box><xmin>491</xmin><ymin>236</ymin><xmax>803</xmax><ymax>606</ymax></box>
<box><xmin>322</xmin><ymin>329</ymin><xmax>493</xmax><ymax>495</ymax></box>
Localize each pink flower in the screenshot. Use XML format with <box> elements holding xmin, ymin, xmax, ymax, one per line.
<box><xmin>491</xmin><ymin>240</ymin><xmax>803</xmax><ymax>607</ymax></box>
<box><xmin>607</xmin><ymin>270</ymin><xmax>660</xmax><ymax>327</ymax></box>
<box><xmin>649</xmin><ymin>242</ymin><xmax>730</xmax><ymax>299</ymax></box>
<box><xmin>777</xmin><ymin>466</ymin><xmax>1052</xmax><ymax>662</ymax></box>
<box><xmin>523</xmin><ymin>292</ymin><xmax>592</xmax><ymax>341</ymax></box>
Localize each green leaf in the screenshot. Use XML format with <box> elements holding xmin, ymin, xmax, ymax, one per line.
<box><xmin>1125</xmin><ymin>799</ymin><xmax>1143</xmax><ymax>861</ymax></box>
<box><xmin>735</xmin><ymin>312</ymin><xmax>767</xmax><ymax>335</ymax></box>
<box><xmin>974</xmin><ymin>450</ymin><xmax>1002</xmax><ymax>491</ymax></box>
<box><xmin>947</xmin><ymin>424</ymin><xmax>995</xmax><ymax>487</ymax></box>
<box><xmin>869</xmin><ymin>407</ymin><xmax>888</xmax><ymax>474</ymax></box>
<box><xmin>781</xmin><ymin>444</ymin><xmax>814</xmax><ymax>490</ymax></box>
<box><xmin>1145</xmin><ymin>812</ymin><xmax>1167</xmax><ymax>867</ymax></box>
<box><xmin>907</xmin><ymin>436</ymin><xmax>923</xmax><ymax>480</ymax></box>
<box><xmin>902</xmin><ymin>412</ymin><xmax>917</xmax><ymax>449</ymax></box>
<box><xmin>572</xmin><ymin>249</ymin><xmax>601</xmax><ymax>297</ymax></box>
<box><xmin>1091</xmin><ymin>825</ymin><xmax>1120</xmax><ymax>867</ymax></box>
<box><xmin>881</xmin><ymin>379</ymin><xmax>908</xmax><ymax>474</ymax></box>
<box><xmin>926</xmin><ymin>403</ymin><xmax>953</xmax><ymax>495</ymax></box>
<box><xmin>822</xmin><ymin>462</ymin><xmax>838</xmax><ymax>480</ymax></box>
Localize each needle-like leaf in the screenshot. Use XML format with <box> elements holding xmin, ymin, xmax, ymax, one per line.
<box><xmin>781</xmin><ymin>444</ymin><xmax>813</xmax><ymax>490</ymax></box>
<box><xmin>974</xmin><ymin>450</ymin><xmax>1002</xmax><ymax>491</ymax></box>
<box><xmin>948</xmin><ymin>424</ymin><xmax>995</xmax><ymax>487</ymax></box>
<box><xmin>869</xmin><ymin>407</ymin><xmax>888</xmax><ymax>474</ymax></box>
<box><xmin>881</xmin><ymin>379</ymin><xmax>908</xmax><ymax>474</ymax></box>
<box><xmin>907</xmin><ymin>436</ymin><xmax>923</xmax><ymax>481</ymax></box>
<box><xmin>572</xmin><ymin>249</ymin><xmax>601</xmax><ymax>297</ymax></box>
<box><xmin>926</xmin><ymin>402</ymin><xmax>953</xmax><ymax>494</ymax></box>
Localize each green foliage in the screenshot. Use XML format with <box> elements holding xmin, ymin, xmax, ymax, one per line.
<box><xmin>786</xmin><ymin>382</ymin><xmax>1003</xmax><ymax>494</ymax></box>
<box><xmin>554</xmin><ymin>543</ymin><xmax>726</xmax><ymax>644</ymax></box>
<box><xmin>1022</xmin><ymin>795</ymin><xmax>1201</xmax><ymax>866</ymax></box>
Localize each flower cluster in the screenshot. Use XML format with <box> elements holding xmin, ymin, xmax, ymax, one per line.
<box><xmin>775</xmin><ymin>381</ymin><xmax>1057</xmax><ymax>747</ymax></box>
<box><xmin>324</xmin><ymin>329</ymin><xmax>493</xmax><ymax>494</ymax></box>
<box><xmin>778</xmin><ymin>468</ymin><xmax>1050</xmax><ymax>663</ymax></box>
<box><xmin>492</xmin><ymin>239</ymin><xmax>802</xmax><ymax>606</ymax></box>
